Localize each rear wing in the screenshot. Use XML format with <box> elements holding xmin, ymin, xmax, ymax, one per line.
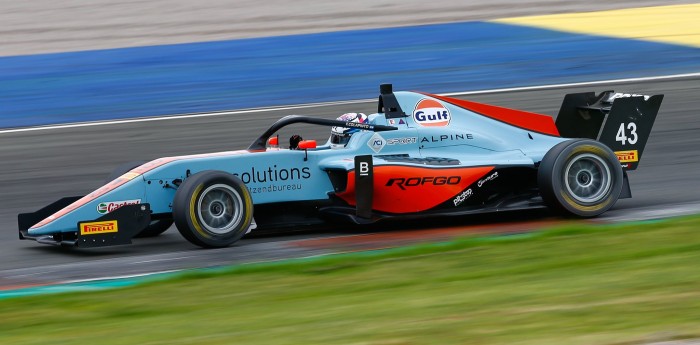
<box><xmin>555</xmin><ymin>91</ymin><xmax>663</xmax><ymax>171</ymax></box>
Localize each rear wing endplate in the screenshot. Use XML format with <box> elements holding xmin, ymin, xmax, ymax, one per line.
<box><xmin>555</xmin><ymin>91</ymin><xmax>663</xmax><ymax>170</ymax></box>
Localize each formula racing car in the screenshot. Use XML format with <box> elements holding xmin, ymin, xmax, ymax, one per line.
<box><xmin>18</xmin><ymin>84</ymin><xmax>663</xmax><ymax>248</ymax></box>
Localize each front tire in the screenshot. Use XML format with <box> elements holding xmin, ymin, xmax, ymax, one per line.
<box><xmin>172</xmin><ymin>171</ymin><xmax>253</xmax><ymax>248</ymax></box>
<box><xmin>538</xmin><ymin>139</ymin><xmax>623</xmax><ymax>217</ymax></box>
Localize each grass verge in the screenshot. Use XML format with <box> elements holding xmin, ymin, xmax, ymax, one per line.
<box><xmin>2</xmin><ymin>216</ymin><xmax>700</xmax><ymax>345</ymax></box>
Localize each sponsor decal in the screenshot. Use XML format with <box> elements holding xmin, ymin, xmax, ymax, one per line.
<box><xmin>367</xmin><ymin>133</ymin><xmax>386</xmax><ymax>153</ymax></box>
<box><xmin>413</xmin><ymin>99</ymin><xmax>451</xmax><ymax>127</ymax></box>
<box><xmin>399</xmin><ymin>119</ymin><xmax>406</xmax><ymax>125</ymax></box>
<box><xmin>386</xmin><ymin>176</ymin><xmax>461</xmax><ymax>190</ymax></box>
<box><xmin>80</xmin><ymin>221</ymin><xmax>118</xmax><ymax>235</ymax></box>
<box><xmin>615</xmin><ymin>150</ymin><xmax>639</xmax><ymax>163</ymax></box>
<box><xmin>336</xmin><ymin>165</ymin><xmax>493</xmax><ymax>214</ymax></box>
<box><xmin>247</xmin><ymin>184</ymin><xmax>302</xmax><ymax>194</ymax></box>
<box><xmin>421</xmin><ymin>133</ymin><xmax>473</xmax><ymax>143</ymax></box>
<box><xmin>387</xmin><ymin>137</ymin><xmax>417</xmax><ymax>145</ymax></box>
<box><xmin>233</xmin><ymin>166</ymin><xmax>311</xmax><ymax>184</ymax></box>
<box><xmin>477</xmin><ymin>171</ymin><xmax>498</xmax><ymax>188</ymax></box>
<box><xmin>346</xmin><ymin>121</ymin><xmax>371</xmax><ymax>130</ymax></box>
<box><xmin>453</xmin><ymin>188</ymin><xmax>473</xmax><ymax>206</ymax></box>
<box><xmin>97</xmin><ymin>199</ymin><xmax>141</xmax><ymax>214</ymax></box>
<box><xmin>606</xmin><ymin>93</ymin><xmax>651</xmax><ymax>102</ymax></box>
<box><xmin>388</xmin><ymin>119</ymin><xmax>396</xmax><ymax>125</ymax></box>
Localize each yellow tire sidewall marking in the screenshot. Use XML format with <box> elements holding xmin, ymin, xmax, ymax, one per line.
<box><xmin>242</xmin><ymin>189</ymin><xmax>253</xmax><ymax>231</ymax></box>
<box><xmin>189</xmin><ymin>184</ymin><xmax>210</xmax><ymax>238</ymax></box>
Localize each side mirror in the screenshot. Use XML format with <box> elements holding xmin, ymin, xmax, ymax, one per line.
<box><xmin>297</xmin><ymin>140</ymin><xmax>317</xmax><ymax>150</ymax></box>
<box><xmin>297</xmin><ymin>140</ymin><xmax>316</xmax><ymax>161</ymax></box>
<box><xmin>267</xmin><ymin>136</ymin><xmax>279</xmax><ymax>147</ymax></box>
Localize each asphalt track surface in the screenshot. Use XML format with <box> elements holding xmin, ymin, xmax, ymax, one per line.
<box><xmin>1</xmin><ymin>77</ymin><xmax>699</xmax><ymax>287</ymax></box>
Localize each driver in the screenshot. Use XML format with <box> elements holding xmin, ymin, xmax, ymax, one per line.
<box><xmin>330</xmin><ymin>113</ymin><xmax>368</xmax><ymax>149</ymax></box>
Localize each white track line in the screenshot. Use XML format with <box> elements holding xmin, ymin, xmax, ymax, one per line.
<box><xmin>441</xmin><ymin>72</ymin><xmax>700</xmax><ymax>96</ymax></box>
<box><xmin>60</xmin><ymin>270</ymin><xmax>180</xmax><ymax>285</ymax></box>
<box><xmin>2</xmin><ymin>71</ymin><xmax>699</xmax><ymax>135</ymax></box>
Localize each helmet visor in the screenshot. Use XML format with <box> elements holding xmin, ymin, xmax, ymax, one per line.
<box><xmin>330</xmin><ymin>133</ymin><xmax>351</xmax><ymax>146</ymax></box>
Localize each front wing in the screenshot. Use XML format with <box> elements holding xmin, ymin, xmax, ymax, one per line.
<box><xmin>19</xmin><ymin>200</ymin><xmax>151</xmax><ymax>248</ymax></box>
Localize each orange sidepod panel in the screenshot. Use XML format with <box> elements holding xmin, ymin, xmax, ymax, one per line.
<box><xmin>336</xmin><ymin>165</ymin><xmax>494</xmax><ymax>214</ymax></box>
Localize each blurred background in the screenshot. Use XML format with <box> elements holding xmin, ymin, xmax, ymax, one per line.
<box><xmin>2</xmin><ymin>1</ymin><xmax>700</xmax><ymax>343</ymax></box>
<box><xmin>2</xmin><ymin>0</ymin><xmax>698</xmax><ymax>127</ymax></box>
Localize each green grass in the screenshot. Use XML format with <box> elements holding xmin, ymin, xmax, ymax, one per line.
<box><xmin>2</xmin><ymin>216</ymin><xmax>700</xmax><ymax>344</ymax></box>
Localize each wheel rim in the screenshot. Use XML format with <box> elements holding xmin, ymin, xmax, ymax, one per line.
<box><xmin>196</xmin><ymin>184</ymin><xmax>244</xmax><ymax>235</ymax></box>
<box><xmin>564</xmin><ymin>153</ymin><xmax>612</xmax><ymax>204</ymax></box>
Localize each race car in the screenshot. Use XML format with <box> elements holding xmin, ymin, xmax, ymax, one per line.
<box><xmin>18</xmin><ymin>84</ymin><xmax>663</xmax><ymax>248</ymax></box>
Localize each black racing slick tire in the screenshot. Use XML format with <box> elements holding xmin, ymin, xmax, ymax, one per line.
<box><xmin>538</xmin><ymin>139</ymin><xmax>623</xmax><ymax>218</ymax></box>
<box><xmin>106</xmin><ymin>161</ymin><xmax>174</xmax><ymax>238</ymax></box>
<box><xmin>172</xmin><ymin>170</ymin><xmax>253</xmax><ymax>248</ymax></box>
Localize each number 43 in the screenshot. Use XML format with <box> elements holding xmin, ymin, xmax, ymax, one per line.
<box><xmin>616</xmin><ymin>122</ymin><xmax>638</xmax><ymax>145</ymax></box>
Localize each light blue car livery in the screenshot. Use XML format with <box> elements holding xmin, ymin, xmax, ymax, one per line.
<box><xmin>18</xmin><ymin>84</ymin><xmax>663</xmax><ymax>248</ymax></box>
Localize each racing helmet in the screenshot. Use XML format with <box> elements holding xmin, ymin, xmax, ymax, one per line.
<box><xmin>330</xmin><ymin>113</ymin><xmax>368</xmax><ymax>149</ymax></box>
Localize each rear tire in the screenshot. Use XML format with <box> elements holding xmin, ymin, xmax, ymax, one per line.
<box><xmin>172</xmin><ymin>171</ymin><xmax>253</xmax><ymax>248</ymax></box>
<box><xmin>538</xmin><ymin>139</ymin><xmax>623</xmax><ymax>217</ymax></box>
<box><xmin>106</xmin><ymin>161</ymin><xmax>173</xmax><ymax>237</ymax></box>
